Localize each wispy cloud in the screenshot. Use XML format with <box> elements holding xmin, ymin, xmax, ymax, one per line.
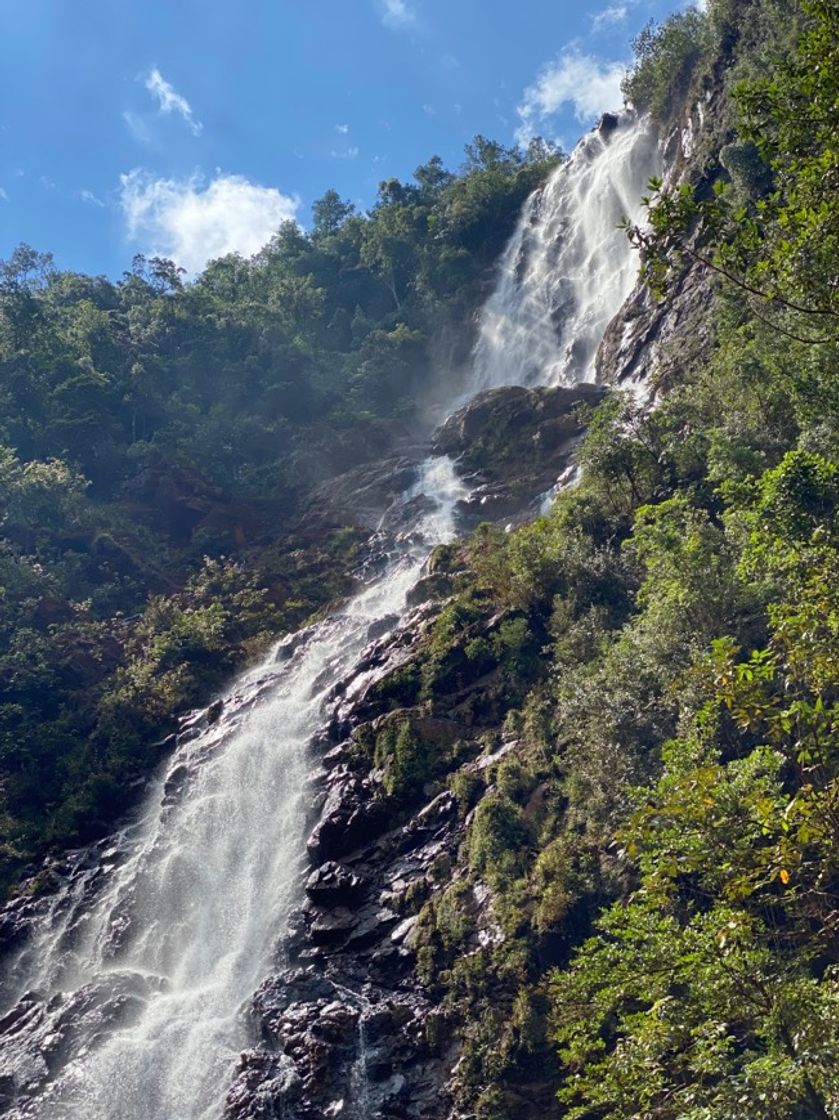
<box><xmin>591</xmin><ymin>5</ymin><xmax>628</xmax><ymax>30</ymax></box>
<box><xmin>0</xmin><ymin>187</ymin><xmax>8</xmax><ymax>202</ymax></box>
<box><xmin>80</xmin><ymin>189</ymin><xmax>106</xmax><ymax>207</ymax></box>
<box><xmin>120</xmin><ymin>170</ymin><xmax>298</xmax><ymax>273</ymax></box>
<box><xmin>144</xmin><ymin>68</ymin><xmax>202</xmax><ymax>136</ymax></box>
<box><xmin>330</xmin><ymin>146</ymin><xmax>360</xmax><ymax>159</ymax></box>
<box><xmin>335</xmin><ymin>123</ymin><xmax>350</xmax><ymax>134</ymax></box>
<box><xmin>381</xmin><ymin>0</ymin><xmax>414</xmax><ymax>29</ymax></box>
<box><xmin>122</xmin><ymin>110</ymin><xmax>151</xmax><ymax>144</ymax></box>
<box><xmin>516</xmin><ymin>49</ymin><xmax>626</xmax><ymax>141</ymax></box>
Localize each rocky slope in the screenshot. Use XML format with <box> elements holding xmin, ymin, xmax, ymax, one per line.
<box><xmin>0</xmin><ymin>382</ymin><xmax>598</xmax><ymax>1118</ymax></box>
<box><xmin>226</xmin><ymin>598</ymin><xmax>463</xmax><ymax>1120</ymax></box>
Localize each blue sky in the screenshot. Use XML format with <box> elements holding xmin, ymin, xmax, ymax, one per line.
<box><xmin>0</xmin><ymin>0</ymin><xmax>697</xmax><ymax>278</ymax></box>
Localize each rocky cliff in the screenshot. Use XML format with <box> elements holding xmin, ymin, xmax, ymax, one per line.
<box><xmin>596</xmin><ymin>82</ymin><xmax>727</xmax><ymax>392</ymax></box>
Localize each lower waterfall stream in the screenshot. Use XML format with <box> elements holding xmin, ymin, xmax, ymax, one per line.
<box><xmin>0</xmin><ymin>113</ymin><xmax>660</xmax><ymax>1120</ymax></box>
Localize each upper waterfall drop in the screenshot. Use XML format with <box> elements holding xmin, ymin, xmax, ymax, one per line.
<box><xmin>469</xmin><ymin>114</ymin><xmax>661</xmax><ymax>396</ymax></box>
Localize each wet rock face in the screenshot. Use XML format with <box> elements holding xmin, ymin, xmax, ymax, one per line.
<box><xmin>432</xmin><ymin>383</ymin><xmax>605</xmax><ymax>523</ymax></box>
<box><xmin>305</xmin><ymin>862</ymin><xmax>365</xmax><ymax>907</ymax></box>
<box><xmin>595</xmin><ymin>252</ymin><xmax>716</xmax><ymax>391</ymax></box>
<box><xmin>307</xmin><ymin>456</ymin><xmax>425</xmax><ymax>532</ymax></box>
<box><xmin>0</xmin><ymin>972</ymin><xmax>169</xmax><ymax>1115</ymax></box>
<box><xmin>596</xmin><ymin>88</ymin><xmax>725</xmax><ymax>393</ymax></box>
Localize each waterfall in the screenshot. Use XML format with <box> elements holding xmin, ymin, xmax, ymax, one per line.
<box><xmin>471</xmin><ymin>114</ymin><xmax>660</xmax><ymax>393</ymax></box>
<box><xmin>0</xmin><ymin>114</ymin><xmax>659</xmax><ymax>1120</ymax></box>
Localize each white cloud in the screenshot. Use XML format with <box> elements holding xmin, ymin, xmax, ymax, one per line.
<box><xmin>0</xmin><ymin>187</ymin><xmax>8</xmax><ymax>202</ymax></box>
<box><xmin>335</xmin><ymin>123</ymin><xmax>350</xmax><ymax>134</ymax></box>
<box><xmin>422</xmin><ymin>103</ymin><xmax>436</xmax><ymax>117</ymax></box>
<box><xmin>381</xmin><ymin>0</ymin><xmax>413</xmax><ymax>28</ymax></box>
<box><xmin>119</xmin><ymin>170</ymin><xmax>299</xmax><ymax>273</ymax></box>
<box><xmin>592</xmin><ymin>5</ymin><xmax>628</xmax><ymax>30</ymax></box>
<box><xmin>516</xmin><ymin>50</ymin><xmax>626</xmax><ymax>140</ymax></box>
<box><xmin>80</xmin><ymin>189</ymin><xmax>106</xmax><ymax>207</ymax></box>
<box><xmin>330</xmin><ymin>146</ymin><xmax>360</xmax><ymax>159</ymax></box>
<box><xmin>144</xmin><ymin>68</ymin><xmax>202</xmax><ymax>136</ymax></box>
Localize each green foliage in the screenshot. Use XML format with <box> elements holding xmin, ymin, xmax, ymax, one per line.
<box><xmin>629</xmin><ymin>0</ymin><xmax>839</xmax><ymax>341</ymax></box>
<box><xmin>753</xmin><ymin>450</ymin><xmax>839</xmax><ymax>541</ymax></box>
<box><xmin>552</xmin><ymin>553</ymin><xmax>839</xmax><ymax>1118</ymax></box>
<box><xmin>393</xmin><ymin>9</ymin><xmax>839</xmax><ymax>1097</ymax></box>
<box><xmin>372</xmin><ymin>718</ymin><xmax>464</xmax><ymax>803</ymax></box>
<box><xmin>622</xmin><ymin>10</ymin><xmax>710</xmax><ymax>123</ymax></box>
<box><xmin>422</xmin><ymin>395</ymin><xmax>839</xmax><ymax>1112</ymax></box>
<box><xmin>628</xmin><ymin>494</ymin><xmax>744</xmax><ymax>660</ymax></box>
<box><xmin>468</xmin><ymin>791</ymin><xmax>530</xmax><ymax>890</ymax></box>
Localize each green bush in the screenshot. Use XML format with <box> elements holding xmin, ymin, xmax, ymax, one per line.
<box><xmin>621</xmin><ymin>10</ymin><xmax>710</xmax><ymax>122</ymax></box>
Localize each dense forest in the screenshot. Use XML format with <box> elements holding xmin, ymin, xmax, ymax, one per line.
<box><xmin>2</xmin><ymin>0</ymin><xmax>839</xmax><ymax>1115</ymax></box>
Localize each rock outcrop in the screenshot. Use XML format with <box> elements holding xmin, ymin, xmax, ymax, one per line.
<box><xmin>596</xmin><ymin>83</ymin><xmax>728</xmax><ymax>391</ymax></box>
<box><xmin>308</xmin><ymin>457</ymin><xmax>423</xmax><ymax>532</ymax></box>
<box><xmin>433</xmin><ymin>382</ymin><xmax>605</xmax><ymax>522</ymax></box>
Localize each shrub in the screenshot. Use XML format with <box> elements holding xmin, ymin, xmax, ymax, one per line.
<box><xmin>622</xmin><ymin>10</ymin><xmax>710</xmax><ymax>123</ymax></box>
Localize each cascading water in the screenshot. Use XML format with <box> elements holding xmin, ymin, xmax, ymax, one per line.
<box><xmin>471</xmin><ymin>114</ymin><xmax>660</xmax><ymax>394</ymax></box>
<box><xmin>0</xmin><ymin>113</ymin><xmax>660</xmax><ymax>1120</ymax></box>
<box><xmin>0</xmin><ymin>458</ymin><xmax>469</xmax><ymax>1120</ymax></box>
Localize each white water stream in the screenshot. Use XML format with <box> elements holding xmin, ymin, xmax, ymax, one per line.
<box><xmin>471</xmin><ymin>117</ymin><xmax>658</xmax><ymax>393</ymax></box>
<box><xmin>0</xmin><ymin>113</ymin><xmax>660</xmax><ymax>1120</ymax></box>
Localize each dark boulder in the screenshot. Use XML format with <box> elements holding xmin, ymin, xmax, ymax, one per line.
<box><xmin>432</xmin><ymin>383</ymin><xmax>605</xmax><ymax>519</ymax></box>
<box><xmin>306</xmin><ymin>776</ymin><xmax>389</xmax><ymax>863</ymax></box>
<box><xmin>304</xmin><ymin>862</ymin><xmax>365</xmax><ymax>906</ymax></box>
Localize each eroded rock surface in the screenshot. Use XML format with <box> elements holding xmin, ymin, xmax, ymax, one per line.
<box><xmin>433</xmin><ymin>383</ymin><xmax>605</xmax><ymax>522</ymax></box>
<box><xmin>596</xmin><ymin>85</ymin><xmax>727</xmax><ymax>392</ymax></box>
